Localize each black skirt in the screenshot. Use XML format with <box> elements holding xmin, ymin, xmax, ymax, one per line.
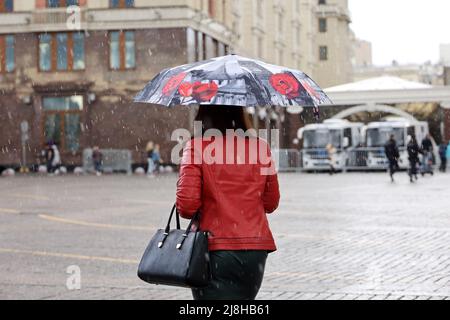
<box><xmin>192</xmin><ymin>250</ymin><xmax>268</xmax><ymax>300</ymax></box>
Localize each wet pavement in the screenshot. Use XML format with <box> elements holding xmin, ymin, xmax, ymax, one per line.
<box><xmin>0</xmin><ymin>172</ymin><xmax>449</xmax><ymax>300</ymax></box>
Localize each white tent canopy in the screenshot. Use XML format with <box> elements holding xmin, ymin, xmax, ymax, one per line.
<box><xmin>326</xmin><ymin>76</ymin><xmax>432</xmax><ymax>93</ymax></box>
<box><xmin>323</xmin><ymin>76</ymin><xmax>450</xmax><ymax>108</ymax></box>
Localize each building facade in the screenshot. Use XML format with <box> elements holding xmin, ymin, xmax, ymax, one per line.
<box><xmin>314</xmin><ymin>0</ymin><xmax>353</xmax><ymax>88</ymax></box>
<box><xmin>352</xmin><ymin>37</ymin><xmax>372</xmax><ymax>68</ymax></box>
<box><xmin>0</xmin><ymin>0</ymin><xmax>236</xmax><ymax>169</ymax></box>
<box><xmin>0</xmin><ymin>0</ymin><xmax>353</xmax><ymax>169</ymax></box>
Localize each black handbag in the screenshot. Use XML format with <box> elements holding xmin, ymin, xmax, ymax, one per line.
<box><xmin>137</xmin><ymin>205</ymin><xmax>211</xmax><ymax>288</ymax></box>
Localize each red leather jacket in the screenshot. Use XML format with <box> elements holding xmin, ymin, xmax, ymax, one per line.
<box><xmin>176</xmin><ymin>135</ymin><xmax>280</xmax><ymax>252</ymax></box>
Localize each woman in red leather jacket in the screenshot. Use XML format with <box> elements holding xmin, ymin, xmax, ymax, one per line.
<box><xmin>176</xmin><ymin>105</ymin><xmax>280</xmax><ymax>300</ymax></box>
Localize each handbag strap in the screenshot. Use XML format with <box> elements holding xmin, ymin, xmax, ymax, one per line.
<box><xmin>164</xmin><ymin>204</ymin><xmax>181</xmax><ymax>234</ymax></box>
<box><xmin>159</xmin><ymin>205</ymin><xmax>182</xmax><ymax>248</ymax></box>
<box><xmin>176</xmin><ymin>211</ymin><xmax>201</xmax><ymax>250</ymax></box>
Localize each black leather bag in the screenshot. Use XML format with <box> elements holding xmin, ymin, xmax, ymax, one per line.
<box><xmin>137</xmin><ymin>205</ymin><xmax>211</xmax><ymax>288</ymax></box>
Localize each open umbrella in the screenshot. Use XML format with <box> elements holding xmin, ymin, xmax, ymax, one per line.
<box><xmin>134</xmin><ymin>54</ymin><xmax>332</xmax><ymax>119</ymax></box>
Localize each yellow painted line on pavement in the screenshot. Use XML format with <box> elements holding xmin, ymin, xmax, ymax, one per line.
<box><xmin>7</xmin><ymin>193</ymin><xmax>51</xmax><ymax>201</ymax></box>
<box><xmin>37</xmin><ymin>213</ymin><xmax>324</xmax><ymax>239</ymax></box>
<box><xmin>0</xmin><ymin>248</ymin><xmax>139</xmax><ymax>264</ymax></box>
<box><xmin>0</xmin><ymin>208</ymin><xmax>20</xmax><ymax>214</ymax></box>
<box><xmin>38</xmin><ymin>214</ymin><xmax>155</xmax><ymax>231</ymax></box>
<box><xmin>126</xmin><ymin>199</ymin><xmax>174</xmax><ymax>205</ymax></box>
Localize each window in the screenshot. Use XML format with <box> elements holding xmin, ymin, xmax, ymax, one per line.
<box><xmin>0</xmin><ymin>0</ymin><xmax>13</xmax><ymax>12</ymax></box>
<box><xmin>47</xmin><ymin>0</ymin><xmax>79</xmax><ymax>7</ymax></box>
<box><xmin>39</xmin><ymin>34</ymin><xmax>52</xmax><ymax>71</ymax></box>
<box><xmin>72</xmin><ymin>32</ymin><xmax>85</xmax><ymax>70</ymax></box>
<box><xmin>39</xmin><ymin>32</ymin><xmax>85</xmax><ymax>71</ymax></box>
<box><xmin>344</xmin><ymin>128</ymin><xmax>352</xmax><ymax>147</ymax></box>
<box><xmin>43</xmin><ymin>96</ymin><xmax>83</xmax><ymax>153</ymax></box>
<box><xmin>212</xmin><ymin>38</ymin><xmax>219</xmax><ymax>58</ymax></box>
<box><xmin>319</xmin><ymin>46</ymin><xmax>328</xmax><ymax>61</ymax></box>
<box><xmin>0</xmin><ymin>35</ymin><xmax>14</xmax><ymax>73</ymax></box>
<box><xmin>56</xmin><ymin>33</ymin><xmax>68</xmax><ymax>70</ymax></box>
<box><xmin>196</xmin><ymin>31</ymin><xmax>204</xmax><ymax>61</ymax></box>
<box><xmin>109</xmin><ymin>31</ymin><xmax>136</xmax><ymax>70</ymax></box>
<box><xmin>318</xmin><ymin>0</ymin><xmax>326</xmax><ymax>4</ymax></box>
<box><xmin>124</xmin><ymin>31</ymin><xmax>135</xmax><ymax>69</ymax></box>
<box><xmin>319</xmin><ymin>18</ymin><xmax>327</xmax><ymax>32</ymax></box>
<box><xmin>110</xmin><ymin>0</ymin><xmax>134</xmax><ymax>8</ymax></box>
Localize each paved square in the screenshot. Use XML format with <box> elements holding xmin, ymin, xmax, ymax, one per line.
<box><xmin>0</xmin><ymin>172</ymin><xmax>449</xmax><ymax>300</ymax></box>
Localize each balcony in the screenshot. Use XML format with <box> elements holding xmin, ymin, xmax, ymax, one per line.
<box><xmin>315</xmin><ymin>4</ymin><xmax>351</xmax><ymax>22</ymax></box>
<box><xmin>0</xmin><ymin>12</ymin><xmax>31</xmax><ymax>27</ymax></box>
<box><xmin>0</xmin><ymin>6</ymin><xmax>234</xmax><ymax>45</ymax></box>
<box><xmin>32</xmin><ymin>7</ymin><xmax>87</xmax><ymax>26</ymax></box>
<box><xmin>0</xmin><ymin>8</ymin><xmax>87</xmax><ymax>33</ymax></box>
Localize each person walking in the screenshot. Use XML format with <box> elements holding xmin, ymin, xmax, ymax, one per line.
<box><xmin>326</xmin><ymin>143</ymin><xmax>337</xmax><ymax>175</ymax></box>
<box><xmin>146</xmin><ymin>141</ymin><xmax>155</xmax><ymax>176</ymax></box>
<box><xmin>92</xmin><ymin>146</ymin><xmax>103</xmax><ymax>176</ymax></box>
<box><xmin>421</xmin><ymin>134</ymin><xmax>434</xmax><ymax>175</ymax></box>
<box><xmin>44</xmin><ymin>141</ymin><xmax>55</xmax><ymax>174</ymax></box>
<box><xmin>51</xmin><ymin>142</ymin><xmax>61</xmax><ymax>175</ymax></box>
<box><xmin>152</xmin><ymin>144</ymin><xmax>162</xmax><ymax>174</ymax></box>
<box><xmin>407</xmin><ymin>135</ymin><xmax>422</xmax><ymax>183</ymax></box>
<box><xmin>384</xmin><ymin>134</ymin><xmax>400</xmax><ymax>182</ymax></box>
<box><xmin>176</xmin><ymin>105</ymin><xmax>280</xmax><ymax>300</ymax></box>
<box><xmin>439</xmin><ymin>141</ymin><xmax>448</xmax><ymax>172</ymax></box>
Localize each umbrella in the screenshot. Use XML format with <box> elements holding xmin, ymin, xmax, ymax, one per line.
<box><xmin>134</xmin><ymin>54</ymin><xmax>332</xmax><ymax>119</ymax></box>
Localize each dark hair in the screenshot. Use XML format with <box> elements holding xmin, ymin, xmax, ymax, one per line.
<box><xmin>195</xmin><ymin>105</ymin><xmax>252</xmax><ymax>135</ymax></box>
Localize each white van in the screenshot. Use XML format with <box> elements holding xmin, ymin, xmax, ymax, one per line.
<box><xmin>298</xmin><ymin>119</ymin><xmax>363</xmax><ymax>171</ymax></box>
<box><xmin>362</xmin><ymin>118</ymin><xmax>429</xmax><ymax>170</ymax></box>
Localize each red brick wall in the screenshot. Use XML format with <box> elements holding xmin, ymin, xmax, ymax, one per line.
<box><xmin>0</xmin><ymin>28</ymin><xmax>190</xmax><ymax>167</ymax></box>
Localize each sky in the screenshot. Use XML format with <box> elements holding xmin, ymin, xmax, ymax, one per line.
<box><xmin>349</xmin><ymin>0</ymin><xmax>450</xmax><ymax>66</ymax></box>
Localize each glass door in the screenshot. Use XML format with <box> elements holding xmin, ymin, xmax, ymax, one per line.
<box><xmin>42</xmin><ymin>96</ymin><xmax>83</xmax><ymax>152</ymax></box>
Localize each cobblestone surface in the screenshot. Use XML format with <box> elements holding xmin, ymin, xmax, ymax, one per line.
<box><xmin>0</xmin><ymin>172</ymin><xmax>449</xmax><ymax>300</ymax></box>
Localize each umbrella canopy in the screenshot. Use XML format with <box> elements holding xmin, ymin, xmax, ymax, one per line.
<box><xmin>134</xmin><ymin>54</ymin><xmax>332</xmax><ymax>117</ymax></box>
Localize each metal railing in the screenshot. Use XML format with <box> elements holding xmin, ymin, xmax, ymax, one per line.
<box><xmin>345</xmin><ymin>147</ymin><xmax>408</xmax><ymax>170</ymax></box>
<box><xmin>32</xmin><ymin>8</ymin><xmax>87</xmax><ymax>25</ymax></box>
<box><xmin>83</xmin><ymin>148</ymin><xmax>132</xmax><ymax>174</ymax></box>
<box><xmin>273</xmin><ymin>149</ymin><xmax>302</xmax><ymax>172</ymax></box>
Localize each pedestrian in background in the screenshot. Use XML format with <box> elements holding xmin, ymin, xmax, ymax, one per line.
<box><xmin>176</xmin><ymin>105</ymin><xmax>280</xmax><ymax>300</ymax></box>
<box><xmin>146</xmin><ymin>141</ymin><xmax>155</xmax><ymax>176</ymax></box>
<box><xmin>439</xmin><ymin>141</ymin><xmax>448</xmax><ymax>172</ymax></box>
<box><xmin>92</xmin><ymin>146</ymin><xmax>103</xmax><ymax>176</ymax></box>
<box><xmin>421</xmin><ymin>134</ymin><xmax>434</xmax><ymax>176</ymax></box>
<box><xmin>51</xmin><ymin>142</ymin><xmax>61</xmax><ymax>175</ymax></box>
<box><xmin>384</xmin><ymin>134</ymin><xmax>399</xmax><ymax>182</ymax></box>
<box><xmin>44</xmin><ymin>141</ymin><xmax>55</xmax><ymax>174</ymax></box>
<box><xmin>326</xmin><ymin>143</ymin><xmax>337</xmax><ymax>175</ymax></box>
<box><xmin>407</xmin><ymin>135</ymin><xmax>421</xmax><ymax>183</ymax></box>
<box><xmin>152</xmin><ymin>144</ymin><xmax>162</xmax><ymax>173</ymax></box>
